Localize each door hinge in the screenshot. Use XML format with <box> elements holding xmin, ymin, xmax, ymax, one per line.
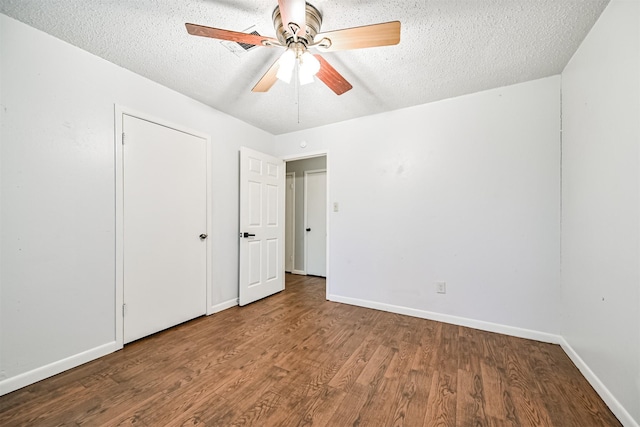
<box><xmin>122</xmin><ymin>303</ymin><xmax>127</xmax><ymax>316</ymax></box>
<box><xmin>122</xmin><ymin>132</ymin><xmax>125</xmax><ymax>145</ymax></box>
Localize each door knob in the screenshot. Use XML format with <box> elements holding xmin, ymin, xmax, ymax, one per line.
<box><xmin>199</xmin><ymin>234</ymin><xmax>208</xmax><ymax>240</ymax></box>
<box><xmin>306</xmin><ymin>228</ymin><xmax>311</xmax><ymax>232</ymax></box>
<box><xmin>241</xmin><ymin>232</ymin><xmax>256</xmax><ymax>238</ymax></box>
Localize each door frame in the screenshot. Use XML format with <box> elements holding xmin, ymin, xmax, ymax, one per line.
<box><xmin>285</xmin><ymin>172</ymin><xmax>296</xmax><ymax>273</ymax></box>
<box><xmin>283</xmin><ymin>150</ymin><xmax>330</xmax><ymax>299</ymax></box>
<box><xmin>114</xmin><ymin>105</ymin><xmax>213</xmax><ymax>349</ymax></box>
<box><xmin>304</xmin><ymin>169</ymin><xmax>327</xmax><ymax>277</ymax></box>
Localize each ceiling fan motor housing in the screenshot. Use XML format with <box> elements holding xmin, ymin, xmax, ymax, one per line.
<box><xmin>272</xmin><ymin>2</ymin><xmax>322</xmax><ymax>46</ymax></box>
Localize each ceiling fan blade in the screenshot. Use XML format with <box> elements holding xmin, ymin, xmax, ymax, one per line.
<box><xmin>252</xmin><ymin>57</ymin><xmax>281</xmax><ymax>93</ymax></box>
<box><xmin>278</xmin><ymin>0</ymin><xmax>306</xmax><ymax>35</ymax></box>
<box><xmin>314</xmin><ymin>21</ymin><xmax>401</xmax><ymax>52</ymax></box>
<box><xmin>185</xmin><ymin>23</ymin><xmax>280</xmax><ymax>47</ymax></box>
<box><xmin>314</xmin><ymin>54</ymin><xmax>352</xmax><ymax>96</ymax></box>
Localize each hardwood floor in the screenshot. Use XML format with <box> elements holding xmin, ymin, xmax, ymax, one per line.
<box><xmin>0</xmin><ymin>274</ymin><xmax>621</xmax><ymax>426</ymax></box>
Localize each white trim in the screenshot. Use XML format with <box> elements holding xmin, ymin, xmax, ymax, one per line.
<box><xmin>209</xmin><ymin>298</ymin><xmax>239</xmax><ymax>315</ymax></box>
<box><xmin>291</xmin><ymin>269</ymin><xmax>307</xmax><ymax>276</ymax></box>
<box><xmin>328</xmin><ymin>294</ymin><xmax>562</xmax><ymax>344</ymax></box>
<box><xmin>559</xmin><ymin>338</ymin><xmax>639</xmax><ymax>427</ymax></box>
<box><xmin>114</xmin><ymin>106</ymin><xmax>124</xmax><ymax>350</ymax></box>
<box><xmin>204</xmin><ymin>123</ymin><xmax>213</xmax><ymax>316</ymax></box>
<box><xmin>282</xmin><ymin>151</ymin><xmax>328</xmax><ymax>162</ymax></box>
<box><xmin>114</xmin><ymin>105</ymin><xmax>213</xmax><ymax>348</ymax></box>
<box><xmin>284</xmin><ymin>150</ymin><xmax>330</xmax><ymax>299</ymax></box>
<box><xmin>325</xmin><ymin>153</ymin><xmax>330</xmax><ymax>297</ymax></box>
<box><xmin>0</xmin><ymin>342</ymin><xmax>118</xmax><ymax>396</ymax></box>
<box><xmin>285</xmin><ymin>172</ymin><xmax>296</xmax><ymax>274</ymax></box>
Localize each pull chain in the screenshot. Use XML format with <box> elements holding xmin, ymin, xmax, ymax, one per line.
<box><xmin>296</xmin><ymin>65</ymin><xmax>301</xmax><ymax>124</ymax></box>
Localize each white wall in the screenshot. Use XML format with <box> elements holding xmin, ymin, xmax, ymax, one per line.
<box><xmin>286</xmin><ymin>156</ymin><xmax>327</xmax><ymax>273</ymax></box>
<box><xmin>275</xmin><ymin>76</ymin><xmax>561</xmax><ymax>336</ymax></box>
<box><xmin>561</xmin><ymin>0</ymin><xmax>640</xmax><ymax>425</ymax></box>
<box><xmin>0</xmin><ymin>14</ymin><xmax>274</xmax><ymax>393</ymax></box>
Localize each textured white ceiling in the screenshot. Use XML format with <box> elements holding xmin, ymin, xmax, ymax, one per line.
<box><xmin>0</xmin><ymin>0</ymin><xmax>609</xmax><ymax>135</ymax></box>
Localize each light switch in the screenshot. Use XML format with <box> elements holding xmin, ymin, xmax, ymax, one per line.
<box><xmin>333</xmin><ymin>202</ymin><xmax>339</xmax><ymax>212</ymax></box>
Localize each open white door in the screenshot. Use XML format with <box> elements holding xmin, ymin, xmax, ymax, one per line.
<box><xmin>239</xmin><ymin>147</ymin><xmax>285</xmax><ymax>305</ymax></box>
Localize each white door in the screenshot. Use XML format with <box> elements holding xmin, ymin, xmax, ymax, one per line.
<box><xmin>285</xmin><ymin>173</ymin><xmax>295</xmax><ymax>273</ymax></box>
<box><xmin>239</xmin><ymin>147</ymin><xmax>285</xmax><ymax>306</ymax></box>
<box><xmin>305</xmin><ymin>170</ymin><xmax>327</xmax><ymax>277</ymax></box>
<box><xmin>123</xmin><ymin>115</ymin><xmax>207</xmax><ymax>343</ymax></box>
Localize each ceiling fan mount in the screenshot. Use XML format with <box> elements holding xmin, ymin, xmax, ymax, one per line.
<box><xmin>185</xmin><ymin>0</ymin><xmax>401</xmax><ymax>95</ymax></box>
<box><xmin>272</xmin><ymin>2</ymin><xmax>322</xmax><ymax>47</ymax></box>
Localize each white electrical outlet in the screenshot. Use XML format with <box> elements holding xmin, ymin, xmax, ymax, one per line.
<box><xmin>436</xmin><ymin>281</ymin><xmax>446</xmax><ymax>294</ymax></box>
<box><xmin>333</xmin><ymin>202</ymin><xmax>339</xmax><ymax>212</ymax></box>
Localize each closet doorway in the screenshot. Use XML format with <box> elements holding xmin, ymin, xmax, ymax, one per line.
<box><xmin>285</xmin><ymin>156</ymin><xmax>327</xmax><ymax>278</ymax></box>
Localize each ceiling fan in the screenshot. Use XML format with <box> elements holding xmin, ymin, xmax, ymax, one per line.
<box><xmin>185</xmin><ymin>0</ymin><xmax>401</xmax><ymax>95</ymax></box>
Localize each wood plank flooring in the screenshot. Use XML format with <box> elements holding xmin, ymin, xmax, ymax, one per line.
<box><xmin>0</xmin><ymin>274</ymin><xmax>621</xmax><ymax>426</ymax></box>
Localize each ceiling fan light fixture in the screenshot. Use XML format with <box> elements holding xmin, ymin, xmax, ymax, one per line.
<box><xmin>300</xmin><ymin>51</ymin><xmax>320</xmax><ymax>74</ymax></box>
<box><xmin>277</xmin><ymin>46</ymin><xmax>320</xmax><ymax>86</ymax></box>
<box><xmin>298</xmin><ymin>50</ymin><xmax>320</xmax><ymax>85</ymax></box>
<box><xmin>276</xmin><ymin>49</ymin><xmax>296</xmax><ymax>83</ymax></box>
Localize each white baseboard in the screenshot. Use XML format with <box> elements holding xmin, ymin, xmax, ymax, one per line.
<box><xmin>0</xmin><ymin>341</ymin><xmax>119</xmax><ymax>396</ymax></box>
<box><xmin>291</xmin><ymin>270</ymin><xmax>306</xmax><ymax>276</ymax></box>
<box><xmin>209</xmin><ymin>298</ymin><xmax>238</xmax><ymax>315</ymax></box>
<box><xmin>1</xmin><ymin>298</ymin><xmax>237</xmax><ymax>397</ymax></box>
<box><xmin>328</xmin><ymin>294</ymin><xmax>562</xmax><ymax>344</ymax></box>
<box><xmin>559</xmin><ymin>338</ymin><xmax>638</xmax><ymax>427</ymax></box>
<box><xmin>1</xmin><ymin>297</ymin><xmax>240</xmax><ymax>397</ymax></box>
